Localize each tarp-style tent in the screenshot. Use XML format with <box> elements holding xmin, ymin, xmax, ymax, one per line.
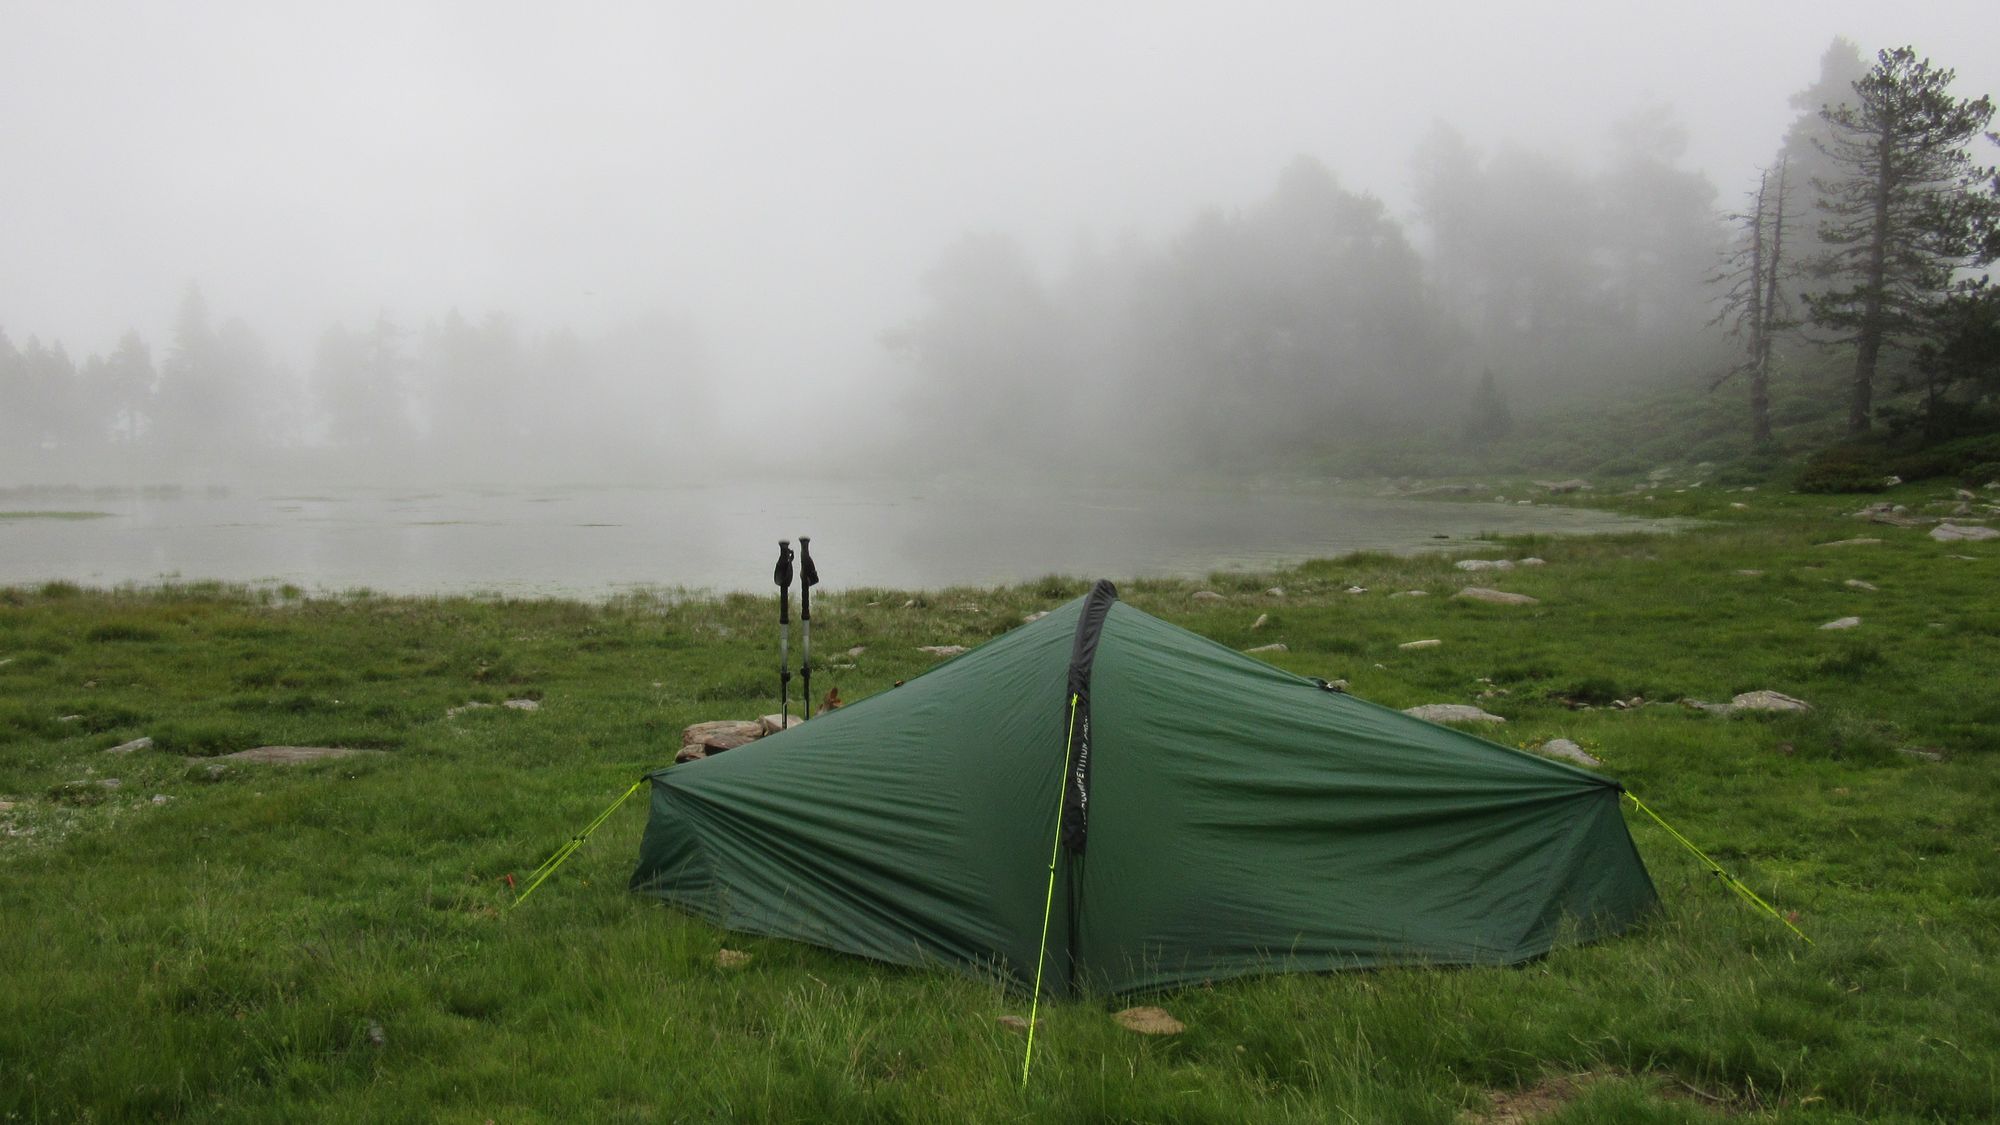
<box><xmin>631</xmin><ymin>581</ymin><xmax>1656</xmax><ymax>996</ymax></box>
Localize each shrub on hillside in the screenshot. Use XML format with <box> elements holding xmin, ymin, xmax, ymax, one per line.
<box><xmin>1796</xmin><ymin>442</ymin><xmax>1895</xmax><ymax>493</ymax></box>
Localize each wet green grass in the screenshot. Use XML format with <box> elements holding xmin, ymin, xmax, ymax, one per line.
<box><xmin>1</xmin><ymin>480</ymin><xmax>1996</xmax><ymax>1121</ymax></box>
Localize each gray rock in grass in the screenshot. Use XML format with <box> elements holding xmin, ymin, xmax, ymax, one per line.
<box><xmin>1403</xmin><ymin>704</ymin><xmax>1505</xmax><ymax>724</ymax></box>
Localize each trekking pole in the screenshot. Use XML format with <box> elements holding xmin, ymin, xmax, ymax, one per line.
<box><xmin>774</xmin><ymin>540</ymin><xmax>794</xmax><ymax>725</ymax></box>
<box><xmin>799</xmin><ymin>537</ymin><xmax>819</xmax><ymax>719</ymax></box>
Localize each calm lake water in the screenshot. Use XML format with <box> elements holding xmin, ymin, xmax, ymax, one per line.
<box><xmin>1</xmin><ymin>481</ymin><xmax>1682</xmax><ymax>598</ymax></box>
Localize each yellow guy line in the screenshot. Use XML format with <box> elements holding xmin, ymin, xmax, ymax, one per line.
<box><xmin>512</xmin><ymin>777</ymin><xmax>648</xmax><ymax>909</ymax></box>
<box><xmin>1022</xmin><ymin>693</ymin><xmax>1080</xmax><ymax>1089</ymax></box>
<box><xmin>1623</xmin><ymin>790</ymin><xmax>1812</xmax><ymax>945</ymax></box>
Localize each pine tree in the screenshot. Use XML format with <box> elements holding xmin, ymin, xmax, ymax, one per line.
<box><xmin>1804</xmin><ymin>47</ymin><xmax>1997</xmax><ymax>434</ymax></box>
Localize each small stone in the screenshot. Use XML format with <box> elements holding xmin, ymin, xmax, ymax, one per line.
<box><xmin>1454</xmin><ymin>559</ymin><xmax>1515</xmax><ymax>572</ymax></box>
<box><xmin>1958</xmin><ymin>489</ymin><xmax>1978</xmax><ymax>501</ymax></box>
<box><xmin>1735</xmin><ymin>569</ymin><xmax>1764</xmax><ymax>577</ymax></box>
<box><xmin>847</xmin><ymin>645</ymin><xmax>868</xmax><ymax>656</ymax></box>
<box><xmin>366</xmin><ymin>1020</ymin><xmax>386</xmax><ymax>1048</ymax></box>
<box><xmin>1730</xmin><ymin>502</ymin><xmax>1749</xmax><ymax>510</ymax></box>
<box><xmin>1399</xmin><ymin>639</ymin><xmax>1443</xmax><ymax>650</ymax></box>
<box><xmin>1113</xmin><ymin>1006</ymin><xmax>1185</xmax><ymax>1035</ymax></box>
<box><xmin>150</xmin><ymin>794</ymin><xmax>171</xmax><ymax>805</ymax></box>
<box><xmin>105</xmin><ymin>736</ymin><xmax>153</xmax><ymax>754</ymax></box>
<box><xmin>1730</xmin><ymin>690</ymin><xmax>1812</xmax><ymax>713</ymax></box>
<box><xmin>1403</xmin><ymin>703</ymin><xmax>1505</xmax><ymax>724</ymax></box>
<box><xmin>1251</xmin><ymin>613</ymin><xmax>1269</xmax><ymax>630</ymax></box>
<box><xmin>1681</xmin><ymin>699</ymin><xmax>1735</xmax><ymax>716</ymax></box>
<box><xmin>716</xmin><ymin>949</ymin><xmax>752</xmax><ymax>969</ymax></box>
<box><xmin>1539</xmin><ymin>478</ymin><xmax>1590</xmax><ymax>494</ymax></box>
<box><xmin>918</xmin><ymin>645</ymin><xmax>969</xmax><ymax>657</ymax></box>
<box><xmin>1844</xmin><ymin>579</ymin><xmax>1877</xmax><ymax>591</ymax></box>
<box><xmin>1454</xmin><ymin>587</ymin><xmax>1540</xmax><ymax>606</ymax></box>
<box><xmin>502</xmin><ymin>698</ymin><xmax>539</xmax><ymax>711</ymax></box>
<box><xmin>1245</xmin><ymin>643</ymin><xmax>1288</xmax><ymax>654</ymax></box>
<box><xmin>997</xmin><ymin>1015</ymin><xmax>1029</xmax><ymax>1033</ymax></box>
<box><xmin>1265</xmin><ymin>587</ymin><xmax>1285</xmax><ymax>597</ymax></box>
<box><xmin>758</xmin><ymin>713</ymin><xmax>803</xmax><ymax>735</ymax></box>
<box><xmin>1344</xmin><ymin>586</ymin><xmax>1367</xmax><ymax>594</ymax></box>
<box><xmin>1816</xmin><ymin>538</ymin><xmax>1883</xmax><ymax>547</ymax></box>
<box><xmin>1931</xmin><ymin>523</ymin><xmax>1999</xmax><ymax>542</ymax></box>
<box><xmin>1191</xmin><ymin>590</ymin><xmax>1225</xmax><ymax>602</ymax></box>
<box><xmin>1021</xmin><ymin>612</ymin><xmax>1049</xmax><ymax>623</ymax></box>
<box><xmin>1390</xmin><ymin>590</ymin><xmax>1429</xmax><ymax>598</ymax></box>
<box><xmin>1819</xmin><ymin>616</ymin><xmax>1862</xmax><ymax>630</ymax></box>
<box><xmin>97</xmin><ymin>778</ymin><xmax>122</xmax><ymax>790</ymax></box>
<box><xmin>1518</xmin><ymin>558</ymin><xmax>1546</xmax><ymax>566</ymax></box>
<box><xmin>0</xmin><ymin>800</ymin><xmax>14</xmax><ymax>812</ymax></box>
<box><xmin>446</xmin><ymin>702</ymin><xmax>495</xmax><ymax>718</ymax></box>
<box><xmin>901</xmin><ymin>599</ymin><xmax>916</xmax><ymax>609</ymax></box>
<box><xmin>1536</xmin><ymin>738</ymin><xmax>1601</xmax><ymax>768</ymax></box>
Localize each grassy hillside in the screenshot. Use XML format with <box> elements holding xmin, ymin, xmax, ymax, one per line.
<box><xmin>2</xmin><ymin>480</ymin><xmax>1997</xmax><ymax>1122</ymax></box>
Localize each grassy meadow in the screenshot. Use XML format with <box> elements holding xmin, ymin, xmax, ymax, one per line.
<box><xmin>1</xmin><ymin>478</ymin><xmax>1996</xmax><ymax>1122</ymax></box>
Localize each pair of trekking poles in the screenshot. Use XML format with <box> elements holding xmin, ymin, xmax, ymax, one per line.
<box><xmin>772</xmin><ymin>538</ymin><xmax>819</xmax><ymax>724</ymax></box>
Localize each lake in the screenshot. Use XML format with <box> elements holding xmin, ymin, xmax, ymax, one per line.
<box><xmin>0</xmin><ymin>480</ymin><xmax>1682</xmax><ymax>598</ymax></box>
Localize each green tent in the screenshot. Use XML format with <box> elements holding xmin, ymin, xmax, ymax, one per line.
<box><xmin>631</xmin><ymin>581</ymin><xmax>1656</xmax><ymax>996</ymax></box>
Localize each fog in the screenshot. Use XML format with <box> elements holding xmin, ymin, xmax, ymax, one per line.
<box><xmin>3</xmin><ymin>1</ymin><xmax>1995</xmax><ymax>484</ymax></box>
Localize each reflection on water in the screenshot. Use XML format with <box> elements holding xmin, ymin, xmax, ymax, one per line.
<box><xmin>0</xmin><ymin>481</ymin><xmax>1685</xmax><ymax>597</ymax></box>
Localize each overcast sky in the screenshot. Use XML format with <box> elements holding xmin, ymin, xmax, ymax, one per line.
<box><xmin>4</xmin><ymin>1</ymin><xmax>1995</xmax><ymax>396</ymax></box>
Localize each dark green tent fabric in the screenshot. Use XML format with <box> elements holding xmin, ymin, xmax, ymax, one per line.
<box><xmin>631</xmin><ymin>585</ymin><xmax>1656</xmax><ymax>996</ymax></box>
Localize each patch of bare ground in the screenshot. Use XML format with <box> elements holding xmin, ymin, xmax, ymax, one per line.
<box><xmin>1465</xmin><ymin>1070</ymin><xmax>1744</xmax><ymax>1123</ymax></box>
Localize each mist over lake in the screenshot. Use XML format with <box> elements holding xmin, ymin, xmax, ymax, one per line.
<box><xmin>2</xmin><ymin>482</ymin><xmax>1682</xmax><ymax>598</ymax></box>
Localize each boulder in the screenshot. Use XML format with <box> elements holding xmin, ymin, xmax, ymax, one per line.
<box><xmin>1536</xmin><ymin>738</ymin><xmax>1601</xmax><ymax>768</ymax></box>
<box><xmin>1931</xmin><ymin>522</ymin><xmax>2000</xmax><ymax>542</ymax></box>
<box><xmin>1398</xmin><ymin>639</ymin><xmax>1443</xmax><ymax>650</ymax></box>
<box><xmin>1403</xmin><ymin>704</ymin><xmax>1505</xmax><ymax>724</ymax></box>
<box><xmin>210</xmin><ymin>746</ymin><xmax>384</xmax><ymax>764</ymax></box>
<box><xmin>1454</xmin><ymin>587</ymin><xmax>1540</xmax><ymax>606</ymax></box>
<box><xmin>682</xmin><ymin>720</ymin><xmax>763</xmax><ymax>749</ymax></box>
<box><xmin>104</xmin><ymin>736</ymin><xmax>153</xmax><ymax>754</ymax></box>
<box><xmin>1819</xmin><ymin>616</ymin><xmax>1862</xmax><ymax>630</ymax></box>
<box><xmin>759</xmin><ymin>713</ymin><xmax>803</xmax><ymax>736</ymax></box>
<box><xmin>1730</xmin><ymin>690</ymin><xmax>1812</xmax><ymax>713</ymax></box>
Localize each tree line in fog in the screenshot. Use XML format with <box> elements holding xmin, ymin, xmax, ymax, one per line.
<box><xmin>5</xmin><ymin>39</ymin><xmax>1994</xmax><ymax>483</ymax></box>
